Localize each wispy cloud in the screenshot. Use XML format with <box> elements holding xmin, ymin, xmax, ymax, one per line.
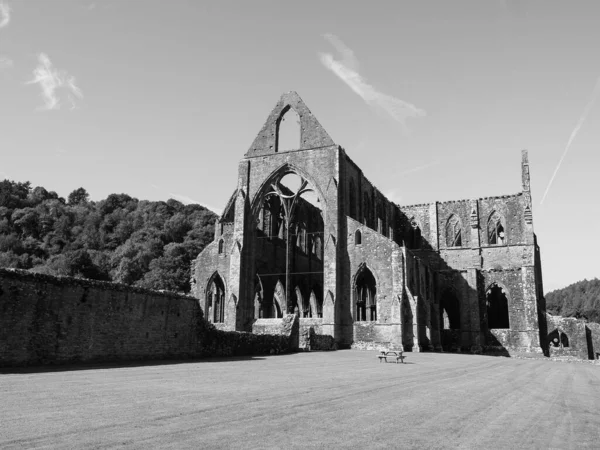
<box><xmin>26</xmin><ymin>53</ymin><xmax>83</xmax><ymax>111</ymax></box>
<box><xmin>319</xmin><ymin>33</ymin><xmax>426</xmax><ymax>131</ymax></box>
<box><xmin>0</xmin><ymin>2</ymin><xmax>10</xmax><ymax>29</ymax></box>
<box><xmin>540</xmin><ymin>76</ymin><xmax>600</xmax><ymax>205</ymax></box>
<box><xmin>385</xmin><ymin>189</ymin><xmax>403</xmax><ymax>205</ymax></box>
<box><xmin>399</xmin><ymin>159</ymin><xmax>441</xmax><ymax>175</ymax></box>
<box><xmin>0</xmin><ymin>56</ymin><xmax>12</xmax><ymax>69</ymax></box>
<box><xmin>168</xmin><ymin>192</ymin><xmax>222</xmax><ymax>214</ymax></box>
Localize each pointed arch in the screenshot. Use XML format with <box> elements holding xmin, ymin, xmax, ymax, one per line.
<box><xmin>353</xmin><ymin>263</ymin><xmax>377</xmax><ymax>322</ymax></box>
<box><xmin>206</xmin><ymin>272</ymin><xmax>226</xmax><ymax>323</ymax></box>
<box><xmin>276</xmin><ymin>105</ymin><xmax>301</xmax><ymax>152</ymax></box>
<box><xmin>488</xmin><ymin>211</ymin><xmax>506</xmax><ymax>245</ymax></box>
<box><xmin>408</xmin><ymin>217</ymin><xmax>422</xmax><ymax>249</ymax></box>
<box><xmin>445</xmin><ymin>214</ymin><xmax>463</xmax><ymax>247</ymax></box>
<box><xmin>309</xmin><ymin>288</ymin><xmax>323</xmax><ymax>318</ymax></box>
<box><xmin>249</xmin><ymin>162</ymin><xmax>327</xmax><ymax>218</ymax></box>
<box><xmin>245</xmin><ymin>91</ymin><xmax>335</xmax><ymax>158</ymax></box>
<box><xmin>486</xmin><ymin>282</ymin><xmax>510</xmax><ymax>329</ymax></box>
<box><xmin>548</xmin><ymin>328</ymin><xmax>570</xmax><ymax>348</ymax></box>
<box><xmin>254</xmin><ymin>274</ymin><xmax>264</xmax><ymax>319</ymax></box>
<box><xmin>272</xmin><ymin>279</ymin><xmax>285</xmax><ymax>318</ymax></box>
<box><xmin>440</xmin><ymin>287</ymin><xmax>460</xmax><ymax>330</ymax></box>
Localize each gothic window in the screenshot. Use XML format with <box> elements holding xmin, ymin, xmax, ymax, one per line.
<box><xmin>206</xmin><ymin>273</ymin><xmax>225</xmax><ymax>323</ymax></box>
<box><xmin>548</xmin><ymin>329</ymin><xmax>569</xmax><ymax>348</ymax></box>
<box><xmin>276</xmin><ymin>106</ymin><xmax>300</xmax><ymax>152</ymax></box>
<box><xmin>409</xmin><ymin>218</ymin><xmax>422</xmax><ymax>249</ymax></box>
<box><xmin>488</xmin><ymin>211</ymin><xmax>506</xmax><ymax>245</ymax></box>
<box><xmin>440</xmin><ymin>289</ymin><xmax>460</xmax><ymax>330</ymax></box>
<box><xmin>218</xmin><ymin>239</ymin><xmax>224</xmax><ymax>254</ymax></box>
<box><xmin>355</xmin><ymin>267</ymin><xmax>376</xmax><ymax>322</ymax></box>
<box><xmin>486</xmin><ymin>283</ymin><xmax>510</xmax><ymax>329</ymax></box>
<box><xmin>309</xmin><ymin>287</ymin><xmax>323</xmax><ymax>318</ymax></box>
<box><xmin>363</xmin><ymin>192</ymin><xmax>370</xmax><ymax>226</ymax></box>
<box><xmin>445</xmin><ymin>215</ymin><xmax>462</xmax><ymax>247</ymax></box>
<box><xmin>355</xmin><ymin>229</ymin><xmax>362</xmax><ymax>245</ymax></box>
<box><xmin>349</xmin><ymin>179</ymin><xmax>356</xmax><ymax>218</ymax></box>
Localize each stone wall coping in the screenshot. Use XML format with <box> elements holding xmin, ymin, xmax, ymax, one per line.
<box><xmin>0</xmin><ymin>268</ymin><xmax>196</xmax><ymax>302</ymax></box>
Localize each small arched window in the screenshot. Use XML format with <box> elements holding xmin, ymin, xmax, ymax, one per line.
<box><xmin>488</xmin><ymin>211</ymin><xmax>506</xmax><ymax>245</ymax></box>
<box><xmin>548</xmin><ymin>329</ymin><xmax>569</xmax><ymax>348</ymax></box>
<box><xmin>218</xmin><ymin>239</ymin><xmax>224</xmax><ymax>254</ymax></box>
<box><xmin>355</xmin><ymin>229</ymin><xmax>362</xmax><ymax>245</ymax></box>
<box><xmin>446</xmin><ymin>215</ymin><xmax>462</xmax><ymax>247</ymax></box>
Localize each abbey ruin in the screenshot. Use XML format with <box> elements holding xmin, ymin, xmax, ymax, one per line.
<box><xmin>191</xmin><ymin>91</ymin><xmax>549</xmax><ymax>356</ymax></box>
<box><xmin>4</xmin><ymin>91</ymin><xmax>600</xmax><ymax>367</ymax></box>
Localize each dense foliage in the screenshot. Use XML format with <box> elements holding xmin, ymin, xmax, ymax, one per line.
<box><xmin>0</xmin><ymin>180</ymin><xmax>217</xmax><ymax>293</ymax></box>
<box><xmin>546</xmin><ymin>278</ymin><xmax>600</xmax><ymax>323</ymax></box>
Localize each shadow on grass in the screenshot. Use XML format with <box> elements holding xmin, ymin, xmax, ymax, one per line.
<box><xmin>0</xmin><ymin>354</ymin><xmax>279</xmax><ymax>374</ymax></box>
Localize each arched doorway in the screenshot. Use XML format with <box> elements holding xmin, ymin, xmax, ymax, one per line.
<box><xmin>486</xmin><ymin>283</ymin><xmax>510</xmax><ymax>329</ymax></box>
<box><xmin>206</xmin><ymin>273</ymin><xmax>225</xmax><ymax>323</ymax></box>
<box><xmin>440</xmin><ymin>288</ymin><xmax>460</xmax><ymax>351</ymax></box>
<box><xmin>354</xmin><ymin>266</ymin><xmax>377</xmax><ymax>322</ymax></box>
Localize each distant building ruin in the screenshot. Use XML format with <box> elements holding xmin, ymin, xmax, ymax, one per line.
<box><xmin>192</xmin><ymin>91</ymin><xmax>548</xmax><ymax>355</ymax></box>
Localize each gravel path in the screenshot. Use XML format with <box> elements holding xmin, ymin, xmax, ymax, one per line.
<box><xmin>1</xmin><ymin>351</ymin><xmax>599</xmax><ymax>449</ymax></box>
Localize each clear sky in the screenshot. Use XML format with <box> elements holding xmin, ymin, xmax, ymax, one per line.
<box><xmin>1</xmin><ymin>0</ymin><xmax>599</xmax><ymax>293</ymax></box>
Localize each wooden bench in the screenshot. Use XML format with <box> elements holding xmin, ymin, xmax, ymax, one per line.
<box><xmin>378</xmin><ymin>349</ymin><xmax>405</xmax><ymax>364</ymax></box>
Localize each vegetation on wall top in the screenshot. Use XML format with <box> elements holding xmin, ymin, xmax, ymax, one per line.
<box><xmin>546</xmin><ymin>278</ymin><xmax>600</xmax><ymax>323</ymax></box>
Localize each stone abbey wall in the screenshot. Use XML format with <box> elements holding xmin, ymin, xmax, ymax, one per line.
<box><xmin>192</xmin><ymin>91</ymin><xmax>555</xmax><ymax>357</ymax></box>
<box><xmin>0</xmin><ymin>268</ymin><xmax>297</xmax><ymax>367</ymax></box>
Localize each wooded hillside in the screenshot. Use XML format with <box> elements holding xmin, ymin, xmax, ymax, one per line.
<box><xmin>546</xmin><ymin>278</ymin><xmax>600</xmax><ymax>323</ymax></box>
<box><xmin>0</xmin><ymin>180</ymin><xmax>217</xmax><ymax>293</ymax></box>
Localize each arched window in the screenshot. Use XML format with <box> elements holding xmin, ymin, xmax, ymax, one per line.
<box><xmin>206</xmin><ymin>273</ymin><xmax>225</xmax><ymax>323</ymax></box>
<box><xmin>355</xmin><ymin>267</ymin><xmax>376</xmax><ymax>322</ymax></box>
<box><xmin>313</xmin><ymin>235</ymin><xmax>322</xmax><ymax>260</ymax></box>
<box><xmin>355</xmin><ymin>229</ymin><xmax>362</xmax><ymax>245</ymax></box>
<box><xmin>309</xmin><ymin>288</ymin><xmax>323</xmax><ymax>318</ymax></box>
<box><xmin>440</xmin><ymin>288</ymin><xmax>460</xmax><ymax>330</ymax></box>
<box><xmin>349</xmin><ymin>179</ymin><xmax>356</xmax><ymax>218</ymax></box>
<box><xmin>445</xmin><ymin>215</ymin><xmax>462</xmax><ymax>247</ymax></box>
<box><xmin>409</xmin><ymin>218</ymin><xmax>422</xmax><ymax>249</ymax></box>
<box><xmin>488</xmin><ymin>211</ymin><xmax>506</xmax><ymax>245</ymax></box>
<box><xmin>276</xmin><ymin>106</ymin><xmax>300</xmax><ymax>152</ymax></box>
<box><xmin>548</xmin><ymin>329</ymin><xmax>569</xmax><ymax>348</ymax></box>
<box><xmin>486</xmin><ymin>283</ymin><xmax>510</xmax><ymax>329</ymax></box>
<box><xmin>218</xmin><ymin>239</ymin><xmax>224</xmax><ymax>254</ymax></box>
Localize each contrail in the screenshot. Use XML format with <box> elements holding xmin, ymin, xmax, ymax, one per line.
<box><xmin>540</xmin><ymin>77</ymin><xmax>600</xmax><ymax>205</ymax></box>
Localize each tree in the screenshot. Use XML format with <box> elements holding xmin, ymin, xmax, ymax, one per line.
<box><xmin>68</xmin><ymin>187</ymin><xmax>90</xmax><ymax>205</ymax></box>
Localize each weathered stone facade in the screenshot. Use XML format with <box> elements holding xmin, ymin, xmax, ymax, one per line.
<box><xmin>192</xmin><ymin>91</ymin><xmax>550</xmax><ymax>356</ymax></box>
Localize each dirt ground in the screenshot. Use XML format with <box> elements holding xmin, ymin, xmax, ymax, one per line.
<box><xmin>1</xmin><ymin>351</ymin><xmax>599</xmax><ymax>449</ymax></box>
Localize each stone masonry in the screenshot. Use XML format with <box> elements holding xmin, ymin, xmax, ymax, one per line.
<box><xmin>192</xmin><ymin>91</ymin><xmax>550</xmax><ymax>356</ymax></box>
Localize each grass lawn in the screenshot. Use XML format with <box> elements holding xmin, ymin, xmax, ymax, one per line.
<box><xmin>1</xmin><ymin>351</ymin><xmax>599</xmax><ymax>449</ymax></box>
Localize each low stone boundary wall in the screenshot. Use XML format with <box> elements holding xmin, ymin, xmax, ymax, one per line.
<box><xmin>0</xmin><ymin>269</ymin><xmax>300</xmax><ymax>367</ymax></box>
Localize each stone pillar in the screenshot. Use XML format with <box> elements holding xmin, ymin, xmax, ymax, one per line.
<box><xmin>227</xmin><ymin>162</ymin><xmax>249</xmax><ymax>331</ymax></box>
<box><xmin>466</xmin><ymin>268</ymin><xmax>483</xmax><ymax>353</ymax></box>
<box><xmin>412</xmin><ymin>295</ymin><xmax>420</xmax><ymax>352</ymax></box>
<box><xmin>522</xmin><ymin>266</ymin><xmax>541</xmax><ymax>352</ymax></box>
